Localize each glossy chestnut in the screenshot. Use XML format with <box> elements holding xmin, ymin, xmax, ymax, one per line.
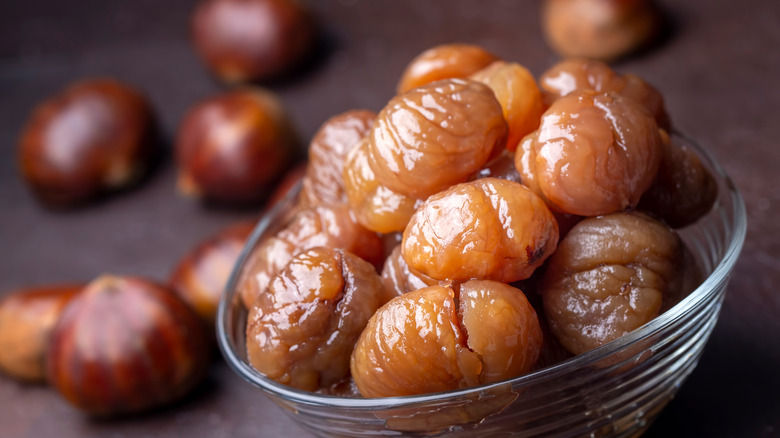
<box><xmin>47</xmin><ymin>275</ymin><xmax>210</xmax><ymax>416</ymax></box>
<box><xmin>192</xmin><ymin>0</ymin><xmax>316</xmax><ymax>83</ymax></box>
<box><xmin>0</xmin><ymin>285</ymin><xmax>82</xmax><ymax>382</ymax></box>
<box><xmin>18</xmin><ymin>78</ymin><xmax>155</xmax><ymax>207</ymax></box>
<box><xmin>176</xmin><ymin>89</ymin><xmax>296</xmax><ymax>204</ymax></box>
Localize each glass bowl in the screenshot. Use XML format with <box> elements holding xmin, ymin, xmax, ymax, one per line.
<box><xmin>217</xmin><ymin>132</ymin><xmax>746</xmax><ymax>437</ymax></box>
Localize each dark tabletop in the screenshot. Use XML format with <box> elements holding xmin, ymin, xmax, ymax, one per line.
<box><xmin>1</xmin><ymin>0</ymin><xmax>779</xmax><ymax>437</ymax></box>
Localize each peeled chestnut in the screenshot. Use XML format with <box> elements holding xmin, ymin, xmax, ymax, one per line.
<box><xmin>18</xmin><ymin>78</ymin><xmax>155</xmax><ymax>207</ymax></box>
<box><xmin>541</xmin><ymin>212</ymin><xmax>683</xmax><ymax>355</ymax></box>
<box><xmin>397</xmin><ymin>44</ymin><xmax>499</xmax><ymax>94</ymax></box>
<box><xmin>176</xmin><ymin>89</ymin><xmax>295</xmax><ymax>204</ymax></box>
<box><xmin>0</xmin><ymin>285</ymin><xmax>82</xmax><ymax>382</ymax></box>
<box><xmin>351</xmin><ymin>280</ymin><xmax>542</xmax><ymax>397</ymax></box>
<box><xmin>192</xmin><ymin>0</ymin><xmax>316</xmax><ymax>83</ymax></box>
<box><xmin>402</xmin><ymin>178</ymin><xmax>559</xmax><ymax>283</ymax></box>
<box><xmin>301</xmin><ymin>109</ymin><xmax>376</xmax><ymax>207</ymax></box>
<box><xmin>369</xmin><ymin>78</ymin><xmax>507</xmax><ymax>199</ymax></box>
<box><xmin>542</xmin><ymin>0</ymin><xmax>662</xmax><ymax>61</ymax></box>
<box><xmin>515</xmin><ymin>91</ymin><xmax>662</xmax><ymax>216</ymax></box>
<box><xmin>170</xmin><ymin>221</ymin><xmax>255</xmax><ymax>325</ymax></box>
<box><xmin>342</xmin><ymin>139</ymin><xmax>422</xmax><ymax>234</ymax></box>
<box><xmin>638</xmin><ymin>131</ymin><xmax>718</xmax><ymax>228</ymax></box>
<box><xmin>47</xmin><ymin>275</ymin><xmax>210</xmax><ymax>416</ymax></box>
<box><xmin>246</xmin><ymin>247</ymin><xmax>388</xmax><ymax>391</ymax></box>
<box><xmin>470</xmin><ymin>61</ymin><xmax>545</xmax><ymax>151</ymax></box>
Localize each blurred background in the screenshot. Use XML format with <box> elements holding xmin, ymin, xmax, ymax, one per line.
<box><xmin>0</xmin><ymin>0</ymin><xmax>778</xmax><ymax>437</ymax></box>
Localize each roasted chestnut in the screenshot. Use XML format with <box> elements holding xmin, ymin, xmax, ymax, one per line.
<box><xmin>176</xmin><ymin>89</ymin><xmax>296</xmax><ymax>204</ymax></box>
<box><xmin>369</xmin><ymin>78</ymin><xmax>507</xmax><ymax>199</ymax></box>
<box><xmin>47</xmin><ymin>275</ymin><xmax>210</xmax><ymax>416</ymax></box>
<box><xmin>402</xmin><ymin>178</ymin><xmax>558</xmax><ymax>283</ymax></box>
<box><xmin>542</xmin><ymin>0</ymin><xmax>662</xmax><ymax>61</ymax></box>
<box><xmin>18</xmin><ymin>78</ymin><xmax>155</xmax><ymax>207</ymax></box>
<box><xmin>170</xmin><ymin>221</ymin><xmax>255</xmax><ymax>326</ymax></box>
<box><xmin>350</xmin><ymin>280</ymin><xmax>542</xmax><ymax>397</ymax></box>
<box><xmin>541</xmin><ymin>212</ymin><xmax>683</xmax><ymax>355</ymax></box>
<box><xmin>192</xmin><ymin>0</ymin><xmax>316</xmax><ymax>83</ymax></box>
<box><xmin>470</xmin><ymin>61</ymin><xmax>545</xmax><ymax>151</ymax></box>
<box><xmin>342</xmin><ymin>139</ymin><xmax>422</xmax><ymax>234</ymax></box>
<box><xmin>397</xmin><ymin>44</ymin><xmax>499</xmax><ymax>94</ymax></box>
<box><xmin>246</xmin><ymin>247</ymin><xmax>388</xmax><ymax>391</ymax></box>
<box><xmin>515</xmin><ymin>91</ymin><xmax>662</xmax><ymax>216</ymax></box>
<box><xmin>638</xmin><ymin>131</ymin><xmax>718</xmax><ymax>228</ymax></box>
<box><xmin>301</xmin><ymin>109</ymin><xmax>376</xmax><ymax>207</ymax></box>
<box><xmin>0</xmin><ymin>285</ymin><xmax>82</xmax><ymax>382</ymax></box>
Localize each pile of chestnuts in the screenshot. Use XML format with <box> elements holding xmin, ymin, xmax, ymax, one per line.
<box><xmin>237</xmin><ymin>44</ymin><xmax>717</xmax><ymax>399</ymax></box>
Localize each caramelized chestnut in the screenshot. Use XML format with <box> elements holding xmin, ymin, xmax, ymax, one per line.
<box><xmin>471</xmin><ymin>61</ymin><xmax>545</xmax><ymax>151</ymax></box>
<box><xmin>540</xmin><ymin>58</ymin><xmax>670</xmax><ymax>129</ymax></box>
<box><xmin>638</xmin><ymin>131</ymin><xmax>718</xmax><ymax>228</ymax></box>
<box><xmin>0</xmin><ymin>285</ymin><xmax>82</xmax><ymax>382</ymax></box>
<box><xmin>542</xmin><ymin>0</ymin><xmax>662</xmax><ymax>61</ymax></box>
<box><xmin>369</xmin><ymin>78</ymin><xmax>507</xmax><ymax>199</ymax></box>
<box><xmin>301</xmin><ymin>109</ymin><xmax>376</xmax><ymax>207</ymax></box>
<box><xmin>397</xmin><ymin>44</ymin><xmax>500</xmax><ymax>94</ymax></box>
<box><xmin>541</xmin><ymin>212</ymin><xmax>682</xmax><ymax>355</ymax></box>
<box><xmin>18</xmin><ymin>79</ymin><xmax>155</xmax><ymax>207</ymax></box>
<box><xmin>238</xmin><ymin>203</ymin><xmax>384</xmax><ymax>307</ymax></box>
<box><xmin>403</xmin><ymin>178</ymin><xmax>558</xmax><ymax>283</ymax></box>
<box><xmin>191</xmin><ymin>0</ymin><xmax>316</xmax><ymax>83</ymax></box>
<box><xmin>246</xmin><ymin>247</ymin><xmax>388</xmax><ymax>391</ymax></box>
<box><xmin>342</xmin><ymin>139</ymin><xmax>422</xmax><ymax>233</ymax></box>
<box><xmin>170</xmin><ymin>221</ymin><xmax>255</xmax><ymax>325</ymax></box>
<box><xmin>350</xmin><ymin>280</ymin><xmax>542</xmax><ymax>397</ymax></box>
<box><xmin>515</xmin><ymin>91</ymin><xmax>662</xmax><ymax>216</ymax></box>
<box><xmin>176</xmin><ymin>89</ymin><xmax>295</xmax><ymax>204</ymax></box>
<box><xmin>47</xmin><ymin>275</ymin><xmax>210</xmax><ymax>416</ymax></box>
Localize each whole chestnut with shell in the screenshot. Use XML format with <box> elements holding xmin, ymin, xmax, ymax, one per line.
<box><xmin>170</xmin><ymin>221</ymin><xmax>255</xmax><ymax>326</ymax></box>
<box><xmin>0</xmin><ymin>285</ymin><xmax>82</xmax><ymax>382</ymax></box>
<box><xmin>47</xmin><ymin>275</ymin><xmax>210</xmax><ymax>416</ymax></box>
<box><xmin>192</xmin><ymin>0</ymin><xmax>316</xmax><ymax>83</ymax></box>
<box><xmin>176</xmin><ymin>89</ymin><xmax>296</xmax><ymax>204</ymax></box>
<box><xmin>18</xmin><ymin>78</ymin><xmax>156</xmax><ymax>207</ymax></box>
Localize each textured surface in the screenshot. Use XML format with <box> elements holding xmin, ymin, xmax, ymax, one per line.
<box><xmin>0</xmin><ymin>0</ymin><xmax>778</xmax><ymax>436</ymax></box>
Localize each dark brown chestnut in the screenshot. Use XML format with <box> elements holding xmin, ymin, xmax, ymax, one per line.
<box><xmin>176</xmin><ymin>89</ymin><xmax>296</xmax><ymax>204</ymax></box>
<box><xmin>0</xmin><ymin>285</ymin><xmax>82</xmax><ymax>382</ymax></box>
<box><xmin>18</xmin><ymin>78</ymin><xmax>155</xmax><ymax>207</ymax></box>
<box><xmin>170</xmin><ymin>222</ymin><xmax>255</xmax><ymax>326</ymax></box>
<box><xmin>542</xmin><ymin>0</ymin><xmax>662</xmax><ymax>61</ymax></box>
<box><xmin>47</xmin><ymin>275</ymin><xmax>210</xmax><ymax>416</ymax></box>
<box><xmin>192</xmin><ymin>0</ymin><xmax>316</xmax><ymax>83</ymax></box>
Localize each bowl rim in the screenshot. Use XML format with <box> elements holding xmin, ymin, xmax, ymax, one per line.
<box><xmin>216</xmin><ymin>130</ymin><xmax>747</xmax><ymax>409</ymax></box>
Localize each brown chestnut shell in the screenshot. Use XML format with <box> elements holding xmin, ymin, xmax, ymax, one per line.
<box><xmin>176</xmin><ymin>89</ymin><xmax>295</xmax><ymax>204</ymax></box>
<box><xmin>47</xmin><ymin>275</ymin><xmax>210</xmax><ymax>416</ymax></box>
<box><xmin>0</xmin><ymin>285</ymin><xmax>82</xmax><ymax>382</ymax></box>
<box><xmin>191</xmin><ymin>0</ymin><xmax>316</xmax><ymax>83</ymax></box>
<box><xmin>170</xmin><ymin>221</ymin><xmax>255</xmax><ymax>326</ymax></box>
<box><xmin>18</xmin><ymin>78</ymin><xmax>155</xmax><ymax>207</ymax></box>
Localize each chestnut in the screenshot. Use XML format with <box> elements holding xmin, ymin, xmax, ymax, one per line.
<box><xmin>542</xmin><ymin>0</ymin><xmax>662</xmax><ymax>60</ymax></box>
<box><xmin>18</xmin><ymin>78</ymin><xmax>155</xmax><ymax>207</ymax></box>
<box><xmin>0</xmin><ymin>285</ymin><xmax>82</xmax><ymax>382</ymax></box>
<box><xmin>170</xmin><ymin>221</ymin><xmax>255</xmax><ymax>326</ymax></box>
<box><xmin>176</xmin><ymin>89</ymin><xmax>296</xmax><ymax>204</ymax></box>
<box><xmin>47</xmin><ymin>275</ymin><xmax>210</xmax><ymax>416</ymax></box>
<box><xmin>397</xmin><ymin>44</ymin><xmax>500</xmax><ymax>94</ymax></box>
<box><xmin>192</xmin><ymin>0</ymin><xmax>316</xmax><ymax>83</ymax></box>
